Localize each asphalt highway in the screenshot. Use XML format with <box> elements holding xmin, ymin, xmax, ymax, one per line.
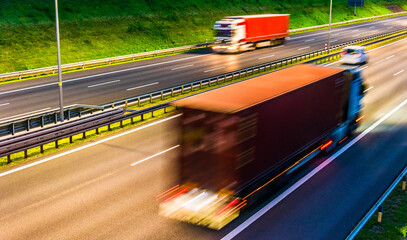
<box><xmin>0</xmin><ymin>29</ymin><xmax>406</xmax><ymax>239</ymax></box>
<box><xmin>1</xmin><ymin>15</ymin><xmax>407</xmax><ymax>121</ymax></box>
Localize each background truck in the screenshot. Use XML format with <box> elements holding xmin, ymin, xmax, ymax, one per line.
<box><xmin>159</xmin><ymin>64</ymin><xmax>365</xmax><ymax>230</ymax></box>
<box><xmin>212</xmin><ymin>14</ymin><xmax>290</xmax><ymax>53</ymax></box>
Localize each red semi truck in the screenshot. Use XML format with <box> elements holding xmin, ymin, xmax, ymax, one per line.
<box><xmin>212</xmin><ymin>14</ymin><xmax>290</xmax><ymax>53</ymax></box>
<box><xmin>159</xmin><ymin>64</ymin><xmax>365</xmax><ymax>229</ymax></box>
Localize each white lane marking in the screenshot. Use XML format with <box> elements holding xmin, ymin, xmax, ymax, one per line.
<box><xmin>221</xmin><ymin>98</ymin><xmax>407</xmax><ymax>240</ymax></box>
<box><xmin>0</xmin><ymin>107</ymin><xmax>51</xmax><ymax>122</ymax></box>
<box><xmin>385</xmin><ymin>55</ymin><xmax>395</xmax><ymax>60</ymax></box>
<box><xmin>88</xmin><ymin>79</ymin><xmax>120</xmax><ymax>88</ymax></box>
<box><xmin>0</xmin><ymin>53</ymin><xmax>216</xmax><ymax>96</ymax></box>
<box><xmin>204</xmin><ymin>66</ymin><xmax>225</xmax><ymax>72</ymax></box>
<box><xmin>298</xmin><ymin>46</ymin><xmax>310</xmax><ymax>51</ymax></box>
<box><xmin>289</xmin><ymin>17</ymin><xmax>395</xmax><ymax>40</ymax></box>
<box><xmin>369</xmin><ymin>26</ymin><xmax>375</xmax><ymax>29</ymax></box>
<box><xmin>355</xmin><ymin>34</ymin><xmax>362</xmax><ymax>37</ymax></box>
<box><xmin>0</xmin><ymin>103</ymin><xmax>10</xmax><ymax>107</ymax></box>
<box><xmin>388</xmin><ymin>26</ymin><xmax>394</xmax><ymax>29</ymax></box>
<box><xmin>367</xmin><ymin>37</ymin><xmax>407</xmax><ymax>52</ymax></box>
<box><xmin>273</xmin><ymin>45</ymin><xmax>285</xmax><ymax>49</ymax></box>
<box><xmin>171</xmin><ymin>64</ymin><xmax>194</xmax><ymax>70</ymax></box>
<box><xmin>127</xmin><ymin>82</ymin><xmax>159</xmax><ymax>91</ymax></box>
<box><xmin>304</xmin><ymin>38</ymin><xmax>315</xmax><ymax>42</ymax></box>
<box><xmin>394</xmin><ymin>70</ymin><xmax>404</xmax><ymax>76</ymax></box>
<box><xmin>359</xmin><ymin>66</ymin><xmax>369</xmax><ymax>71</ymax></box>
<box><xmin>0</xmin><ymin>114</ymin><xmax>182</xmax><ymax>178</ymax></box>
<box><xmin>131</xmin><ymin>145</ymin><xmax>180</xmax><ymax>166</ymax></box>
<box><xmin>364</xmin><ymin>86</ymin><xmax>374</xmax><ymax>93</ymax></box>
<box><xmin>258</xmin><ymin>55</ymin><xmax>275</xmax><ymax>60</ymax></box>
<box><xmin>331</xmin><ymin>39</ymin><xmax>338</xmax><ymax>43</ymax></box>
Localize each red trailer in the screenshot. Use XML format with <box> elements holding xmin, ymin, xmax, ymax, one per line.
<box><xmin>159</xmin><ymin>64</ymin><xmax>365</xmax><ymax>229</ymax></box>
<box><xmin>213</xmin><ymin>14</ymin><xmax>290</xmax><ymax>53</ymax></box>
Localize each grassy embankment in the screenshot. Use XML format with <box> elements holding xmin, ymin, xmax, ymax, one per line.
<box><xmin>356</xmin><ymin>183</ymin><xmax>407</xmax><ymax>240</ymax></box>
<box><xmin>1</xmin><ymin>0</ymin><xmax>406</xmax><ymax>73</ymax></box>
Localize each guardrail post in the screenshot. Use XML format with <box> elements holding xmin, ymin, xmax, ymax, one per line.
<box><xmin>152</xmin><ymin>110</ymin><xmax>154</xmax><ymax>118</ymax></box>
<box><xmin>108</xmin><ymin>124</ymin><xmax>111</xmax><ymax>131</ymax></box>
<box><xmin>120</xmin><ymin>120</ymin><xmax>123</xmax><ymax>128</ymax></box>
<box><xmin>55</xmin><ymin>140</ymin><xmax>59</xmax><ymax>149</ymax></box>
<box><xmin>96</xmin><ymin>128</ymin><xmax>99</xmax><ymax>134</ymax></box>
<box><xmin>131</xmin><ymin>117</ymin><xmax>134</xmax><ymax>124</ymax></box>
<box><xmin>7</xmin><ymin>155</ymin><xmax>11</xmax><ymax>164</ymax></box>
<box><xmin>377</xmin><ymin>205</ymin><xmax>383</xmax><ymax>223</ymax></box>
<box><xmin>40</xmin><ymin>145</ymin><xmax>44</xmax><ymax>153</ymax></box>
<box><xmin>24</xmin><ymin>150</ymin><xmax>28</xmax><ymax>158</ymax></box>
<box><xmin>150</xmin><ymin>94</ymin><xmax>153</xmax><ymax>103</ymax></box>
<box><xmin>216</xmin><ymin>77</ymin><xmax>219</xmax><ymax>85</ymax></box>
<box><xmin>125</xmin><ymin>100</ymin><xmax>128</xmax><ymax>109</ymax></box>
<box><xmin>232</xmin><ymin>73</ymin><xmax>234</xmax><ymax>80</ymax></box>
<box><xmin>164</xmin><ymin>107</ymin><xmax>167</xmax><ymax>114</ymax></box>
<box><xmin>69</xmin><ymin>136</ymin><xmax>73</xmax><ymax>143</ymax></box>
<box><xmin>138</xmin><ymin>97</ymin><xmax>141</xmax><ymax>107</ymax></box>
<box><xmin>54</xmin><ymin>112</ymin><xmax>58</xmax><ymax>124</ymax></box>
<box><xmin>26</xmin><ymin>119</ymin><xmax>30</xmax><ymax>132</ymax></box>
<box><xmin>83</xmin><ymin>132</ymin><xmax>86</xmax><ymax>139</ymax></box>
<box><xmin>181</xmin><ymin>86</ymin><xmax>184</xmax><ymax>94</ymax></box>
<box><xmin>161</xmin><ymin>91</ymin><xmax>164</xmax><ymax>100</ymax></box>
<box><xmin>402</xmin><ymin>175</ymin><xmax>406</xmax><ymax>191</ymax></box>
<box><xmin>67</xmin><ymin>109</ymin><xmax>70</xmax><ymax>121</ymax></box>
<box><xmin>141</xmin><ymin>114</ymin><xmax>144</xmax><ymax>121</ymax></box>
<box><xmin>40</xmin><ymin>116</ymin><xmax>44</xmax><ymax>127</ymax></box>
<box><xmin>199</xmin><ymin>82</ymin><xmax>202</xmax><ymax>89</ymax></box>
<box><xmin>11</xmin><ymin>123</ymin><xmax>15</xmax><ymax>135</ymax></box>
<box><xmin>190</xmin><ymin>84</ymin><xmax>193</xmax><ymax>92</ymax></box>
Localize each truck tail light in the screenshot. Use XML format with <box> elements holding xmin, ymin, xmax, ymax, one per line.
<box><xmin>320</xmin><ymin>140</ymin><xmax>333</xmax><ymax>151</ymax></box>
<box><xmin>216</xmin><ymin>199</ymin><xmax>239</xmax><ymax>215</ymax></box>
<box><xmin>163</xmin><ymin>188</ymin><xmax>188</xmax><ymax>202</ymax></box>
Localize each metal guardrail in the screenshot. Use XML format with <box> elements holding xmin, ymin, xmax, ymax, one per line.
<box><xmin>101</xmin><ymin>28</ymin><xmax>407</xmax><ymax>110</ymax></box>
<box><xmin>0</xmin><ymin>11</ymin><xmax>405</xmax><ymax>82</ymax></box>
<box><xmin>0</xmin><ymin>103</ymin><xmax>171</xmax><ymax>162</ymax></box>
<box><xmin>290</xmin><ymin>11</ymin><xmax>407</xmax><ymax>33</ymax></box>
<box><xmin>1</xmin><ymin>28</ymin><xmax>405</xmax><ymax>139</ymax></box>
<box><xmin>0</xmin><ymin>42</ymin><xmax>211</xmax><ymax>82</ymax></box>
<box><xmin>1</xmin><ymin>27</ymin><xmax>406</xmax><ymax>163</ymax></box>
<box><xmin>346</xmin><ymin>166</ymin><xmax>407</xmax><ymax>240</ymax></box>
<box><xmin>0</xmin><ymin>104</ymin><xmax>106</xmax><ymax>137</ymax></box>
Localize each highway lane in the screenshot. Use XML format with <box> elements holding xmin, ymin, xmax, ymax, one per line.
<box><xmin>1</xmin><ymin>15</ymin><xmax>407</xmax><ymax>120</ymax></box>
<box><xmin>221</xmin><ymin>33</ymin><xmax>407</xmax><ymax>240</ymax></box>
<box><xmin>0</xmin><ymin>31</ymin><xmax>406</xmax><ymax>239</ymax></box>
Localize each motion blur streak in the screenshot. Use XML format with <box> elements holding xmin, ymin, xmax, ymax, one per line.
<box><xmin>156</xmin><ymin>185</ymin><xmax>180</xmax><ymax>200</ymax></box>
<box><xmin>221</xmin><ymin>98</ymin><xmax>407</xmax><ymax>240</ymax></box>
<box><xmin>320</xmin><ymin>140</ymin><xmax>333</xmax><ymax>150</ymax></box>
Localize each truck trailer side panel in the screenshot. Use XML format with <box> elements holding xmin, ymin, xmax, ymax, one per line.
<box><xmin>235</xmin><ymin>72</ymin><xmax>348</xmax><ymax>191</ymax></box>
<box><xmin>243</xmin><ymin>15</ymin><xmax>289</xmax><ymax>42</ymax></box>
<box><xmin>174</xmin><ymin>64</ymin><xmax>349</xmax><ymax>194</ymax></box>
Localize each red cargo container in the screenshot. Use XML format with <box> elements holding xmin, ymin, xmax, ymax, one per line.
<box><xmin>228</xmin><ymin>14</ymin><xmax>289</xmax><ymax>43</ymax></box>
<box><xmin>213</xmin><ymin>14</ymin><xmax>290</xmax><ymax>52</ymax></box>
<box><xmin>173</xmin><ymin>64</ymin><xmax>350</xmax><ymax>193</ymax></box>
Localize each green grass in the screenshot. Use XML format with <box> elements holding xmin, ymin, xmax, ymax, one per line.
<box><xmin>355</xmin><ymin>183</ymin><xmax>407</xmax><ymax>240</ymax></box>
<box><xmin>0</xmin><ymin>0</ymin><xmax>406</xmax><ymax>73</ymax></box>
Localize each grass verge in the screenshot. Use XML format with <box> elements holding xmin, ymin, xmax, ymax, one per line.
<box><xmin>1</xmin><ymin>0</ymin><xmax>406</xmax><ymax>74</ymax></box>
<box><xmin>355</xmin><ymin>182</ymin><xmax>407</xmax><ymax>240</ymax></box>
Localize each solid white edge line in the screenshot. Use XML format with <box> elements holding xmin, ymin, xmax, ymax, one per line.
<box><xmin>394</xmin><ymin>70</ymin><xmax>404</xmax><ymax>76</ymax></box>
<box><xmin>127</xmin><ymin>82</ymin><xmax>159</xmax><ymax>91</ymax></box>
<box><xmin>88</xmin><ymin>79</ymin><xmax>120</xmax><ymax>88</ymax></box>
<box><xmin>130</xmin><ymin>145</ymin><xmax>180</xmax><ymax>166</ymax></box>
<box><xmin>171</xmin><ymin>64</ymin><xmax>194</xmax><ymax>70</ymax></box>
<box><xmin>221</xmin><ymin>99</ymin><xmax>407</xmax><ymax>240</ymax></box>
<box><xmin>0</xmin><ymin>103</ymin><xmax>10</xmax><ymax>107</ymax></box>
<box><xmin>0</xmin><ymin>107</ymin><xmax>52</xmax><ymax>122</ymax></box>
<box><xmin>0</xmin><ymin>113</ymin><xmax>182</xmax><ymax>178</ymax></box>
<box><xmin>204</xmin><ymin>66</ymin><xmax>225</xmax><ymax>72</ymax></box>
<box><xmin>385</xmin><ymin>55</ymin><xmax>395</xmax><ymax>60</ymax></box>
